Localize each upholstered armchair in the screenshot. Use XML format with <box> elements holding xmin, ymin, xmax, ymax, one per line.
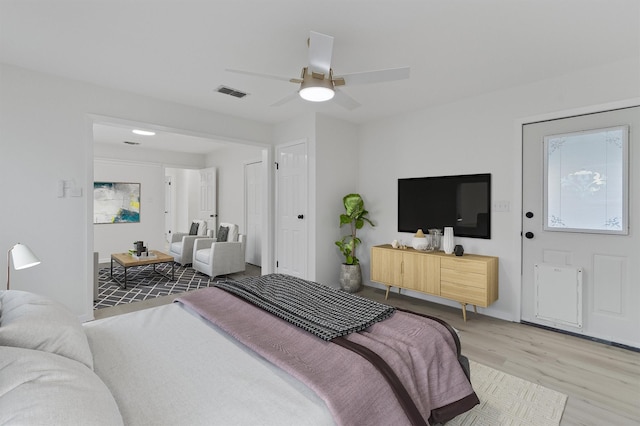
<box><xmin>193</xmin><ymin>223</ymin><xmax>246</xmax><ymax>278</ymax></box>
<box><xmin>168</xmin><ymin>220</ymin><xmax>208</xmax><ymax>266</ymax></box>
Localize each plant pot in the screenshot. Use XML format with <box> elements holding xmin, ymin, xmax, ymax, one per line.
<box><xmin>339</xmin><ymin>263</ymin><xmax>362</xmax><ymax>293</ymax></box>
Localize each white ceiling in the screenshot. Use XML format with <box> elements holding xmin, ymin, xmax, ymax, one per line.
<box><xmin>92</xmin><ymin>123</ymin><xmax>228</xmax><ymax>154</ymax></box>
<box><xmin>1</xmin><ymin>0</ymin><xmax>638</xmax><ymax>150</ymax></box>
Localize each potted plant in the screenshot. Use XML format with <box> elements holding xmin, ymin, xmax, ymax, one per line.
<box><xmin>335</xmin><ymin>193</ymin><xmax>374</xmax><ymax>292</ymax></box>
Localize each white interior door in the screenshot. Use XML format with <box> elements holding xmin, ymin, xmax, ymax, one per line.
<box><xmin>522</xmin><ymin>106</ymin><xmax>639</xmax><ymax>348</ymax></box>
<box><xmin>276</xmin><ymin>142</ymin><xmax>308</xmax><ymax>279</ymax></box>
<box><xmin>245</xmin><ymin>161</ymin><xmax>262</xmax><ymax>266</ymax></box>
<box><xmin>199</xmin><ymin>167</ymin><xmax>217</xmax><ymax>233</ymax></box>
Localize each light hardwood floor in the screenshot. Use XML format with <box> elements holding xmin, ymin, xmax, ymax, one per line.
<box><xmin>91</xmin><ymin>279</ymin><xmax>640</xmax><ymax>425</ymax></box>
<box><xmin>360</xmin><ymin>286</ymin><xmax>640</xmax><ymax>426</ymax></box>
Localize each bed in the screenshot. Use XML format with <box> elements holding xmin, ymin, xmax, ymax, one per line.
<box><xmin>0</xmin><ymin>274</ymin><xmax>479</xmax><ymax>425</ymax></box>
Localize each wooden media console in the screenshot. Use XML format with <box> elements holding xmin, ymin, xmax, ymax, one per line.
<box><xmin>370</xmin><ymin>244</ymin><xmax>498</xmax><ymax>321</ymax></box>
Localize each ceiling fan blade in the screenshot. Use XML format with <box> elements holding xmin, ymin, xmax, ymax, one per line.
<box><xmin>270</xmin><ymin>91</ymin><xmax>300</xmax><ymax>107</ymax></box>
<box><xmin>333</xmin><ymin>89</ymin><xmax>361</xmax><ymax>110</ymax></box>
<box><xmin>226</xmin><ymin>68</ymin><xmax>293</xmax><ymax>83</ymax></box>
<box><xmin>308</xmin><ymin>31</ymin><xmax>333</xmax><ymax>75</ymax></box>
<box><xmin>336</xmin><ymin>67</ymin><xmax>410</xmax><ymax>86</ymax></box>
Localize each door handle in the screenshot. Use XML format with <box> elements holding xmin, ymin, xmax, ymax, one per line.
<box><xmin>525</xmin><ymin>232</ymin><xmax>534</xmax><ymax>239</ymax></box>
<box><xmin>297</xmin><ymin>214</ymin><xmax>304</xmax><ymax>219</ymax></box>
<box><xmin>525</xmin><ymin>211</ymin><xmax>534</xmax><ymax>218</ymax></box>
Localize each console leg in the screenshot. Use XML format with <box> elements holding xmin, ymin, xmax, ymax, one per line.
<box><xmin>385</xmin><ymin>286</ymin><xmax>390</xmax><ymax>299</ymax></box>
<box><xmin>461</xmin><ymin>303</ymin><xmax>467</xmax><ymax>322</ymax></box>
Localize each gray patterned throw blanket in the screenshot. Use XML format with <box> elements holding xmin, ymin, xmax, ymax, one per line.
<box><xmin>214</xmin><ymin>274</ymin><xmax>396</xmax><ymax>340</ymax></box>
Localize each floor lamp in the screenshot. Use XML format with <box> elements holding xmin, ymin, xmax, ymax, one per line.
<box><xmin>7</xmin><ymin>243</ymin><xmax>41</xmax><ymax>290</ymax></box>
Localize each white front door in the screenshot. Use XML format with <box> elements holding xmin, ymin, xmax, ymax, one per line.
<box><xmin>245</xmin><ymin>161</ymin><xmax>262</xmax><ymax>266</ymax></box>
<box><xmin>276</xmin><ymin>141</ymin><xmax>308</xmax><ymax>279</ymax></box>
<box><xmin>522</xmin><ymin>106</ymin><xmax>639</xmax><ymax>348</ymax></box>
<box><xmin>199</xmin><ymin>167</ymin><xmax>217</xmax><ymax>233</ymax></box>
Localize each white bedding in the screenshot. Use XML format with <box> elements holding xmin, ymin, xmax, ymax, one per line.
<box><xmin>82</xmin><ymin>302</ymin><xmax>335</xmax><ymax>426</ymax></box>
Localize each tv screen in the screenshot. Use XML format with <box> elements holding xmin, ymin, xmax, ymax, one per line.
<box><xmin>398</xmin><ymin>173</ymin><xmax>491</xmax><ymax>238</ymax></box>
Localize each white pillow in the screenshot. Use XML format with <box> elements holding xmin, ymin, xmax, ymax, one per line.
<box><xmin>219</xmin><ymin>222</ymin><xmax>239</xmax><ymax>242</ymax></box>
<box><xmin>0</xmin><ymin>346</ymin><xmax>123</xmax><ymax>425</ymax></box>
<box><xmin>0</xmin><ymin>290</ymin><xmax>94</xmax><ymax>369</ymax></box>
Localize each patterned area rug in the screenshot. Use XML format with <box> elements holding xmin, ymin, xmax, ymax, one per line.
<box><xmin>449</xmin><ymin>360</ymin><xmax>567</xmax><ymax>426</ymax></box>
<box><xmin>94</xmin><ymin>263</ymin><xmax>221</xmax><ymax>309</ymax></box>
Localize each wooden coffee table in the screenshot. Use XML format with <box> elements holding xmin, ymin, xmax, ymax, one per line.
<box><xmin>110</xmin><ymin>250</ymin><xmax>175</xmax><ymax>289</ymax></box>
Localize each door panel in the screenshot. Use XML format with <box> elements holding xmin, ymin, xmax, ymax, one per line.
<box><xmin>276</xmin><ymin>142</ymin><xmax>307</xmax><ymax>278</ymax></box>
<box><xmin>522</xmin><ymin>106</ymin><xmax>639</xmax><ymax>347</ymax></box>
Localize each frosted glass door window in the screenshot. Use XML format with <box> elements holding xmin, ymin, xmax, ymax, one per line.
<box><xmin>543</xmin><ymin>125</ymin><xmax>628</xmax><ymax>234</ymax></box>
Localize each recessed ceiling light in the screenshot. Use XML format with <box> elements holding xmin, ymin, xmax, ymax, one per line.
<box><xmin>132</xmin><ymin>129</ymin><xmax>155</xmax><ymax>136</ymax></box>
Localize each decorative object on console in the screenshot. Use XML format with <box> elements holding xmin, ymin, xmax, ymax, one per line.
<box><xmin>335</xmin><ymin>193</ymin><xmax>374</xmax><ymax>292</ymax></box>
<box><xmin>443</xmin><ymin>227</ymin><xmax>455</xmax><ymax>254</ymax></box>
<box><xmin>6</xmin><ymin>243</ymin><xmax>41</xmax><ymax>290</ymax></box>
<box><xmin>427</xmin><ymin>228</ymin><xmax>442</xmax><ymax>251</ymax></box>
<box><xmin>391</xmin><ymin>239</ymin><xmax>407</xmax><ymax>249</ymax></box>
<box><xmin>454</xmin><ymin>245</ymin><xmax>464</xmax><ymax>256</ymax></box>
<box><xmin>411</xmin><ymin>229</ymin><xmax>429</xmax><ymax>251</ymax></box>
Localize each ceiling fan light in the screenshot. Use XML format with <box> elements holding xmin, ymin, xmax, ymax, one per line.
<box><xmin>300</xmin><ymin>86</ymin><xmax>334</xmax><ymax>102</ymax></box>
<box><xmin>299</xmin><ymin>71</ymin><xmax>335</xmax><ymax>102</ymax></box>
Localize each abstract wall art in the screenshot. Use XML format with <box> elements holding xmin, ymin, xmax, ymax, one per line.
<box><xmin>94</xmin><ymin>182</ymin><xmax>141</xmax><ymax>224</ymax></box>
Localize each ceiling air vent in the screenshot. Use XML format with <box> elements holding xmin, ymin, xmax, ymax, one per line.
<box><xmin>123</xmin><ymin>141</ymin><xmax>141</xmax><ymax>145</ymax></box>
<box><xmin>215</xmin><ymin>85</ymin><xmax>249</xmax><ymax>98</ymax></box>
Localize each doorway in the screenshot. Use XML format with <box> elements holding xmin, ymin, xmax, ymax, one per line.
<box><xmin>521</xmin><ymin>105</ymin><xmax>639</xmax><ymax>347</ymax></box>
<box><xmin>91</xmin><ymin>116</ymin><xmax>271</xmax><ymax>314</ymax></box>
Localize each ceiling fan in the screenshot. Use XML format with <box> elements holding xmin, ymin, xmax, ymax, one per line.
<box><xmin>226</xmin><ymin>31</ymin><xmax>410</xmax><ymax>110</ymax></box>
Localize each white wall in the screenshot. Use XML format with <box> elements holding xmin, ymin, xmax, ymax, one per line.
<box><xmin>314</xmin><ymin>114</ymin><xmax>359</xmax><ymax>287</ymax></box>
<box><xmin>0</xmin><ymin>63</ymin><xmax>272</xmax><ymax>321</ymax></box>
<box><xmin>94</xmin><ymin>159</ymin><xmax>165</xmax><ymax>262</ymax></box>
<box><xmin>357</xmin><ymin>57</ymin><xmax>640</xmax><ymax>321</ymax></box>
<box><xmin>205</xmin><ymin>144</ymin><xmax>264</xmax><ymax>234</ymax></box>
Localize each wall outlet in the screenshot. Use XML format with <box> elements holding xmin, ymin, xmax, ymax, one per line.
<box><xmin>493</xmin><ymin>200</ymin><xmax>511</xmax><ymax>212</ymax></box>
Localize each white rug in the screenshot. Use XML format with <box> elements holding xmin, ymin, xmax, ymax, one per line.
<box><xmin>448</xmin><ymin>361</ymin><xmax>567</xmax><ymax>426</ymax></box>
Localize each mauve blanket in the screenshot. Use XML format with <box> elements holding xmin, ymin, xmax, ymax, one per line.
<box><xmin>177</xmin><ymin>287</ymin><xmax>477</xmax><ymax>426</ymax></box>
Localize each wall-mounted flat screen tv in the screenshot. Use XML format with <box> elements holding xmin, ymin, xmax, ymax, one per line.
<box><xmin>398</xmin><ymin>173</ymin><xmax>491</xmax><ymax>239</ymax></box>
